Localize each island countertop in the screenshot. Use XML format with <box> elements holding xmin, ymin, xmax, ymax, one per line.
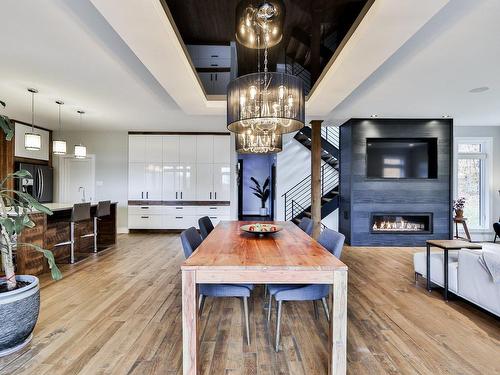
<box><xmin>15</xmin><ymin>202</ymin><xmax>118</xmax><ymax>276</ymax></box>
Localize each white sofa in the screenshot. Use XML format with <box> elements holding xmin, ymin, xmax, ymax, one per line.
<box><xmin>414</xmin><ymin>243</ymin><xmax>500</xmax><ymax>317</ymax></box>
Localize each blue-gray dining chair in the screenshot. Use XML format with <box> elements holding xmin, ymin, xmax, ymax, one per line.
<box><xmin>267</xmin><ymin>227</ymin><xmax>345</xmax><ymax>352</ymax></box>
<box><xmin>180</xmin><ymin>227</ymin><xmax>254</xmax><ymax>345</ymax></box>
<box><xmin>198</xmin><ymin>216</ymin><xmax>214</xmax><ymax>239</ymax></box>
<box><xmin>298</xmin><ymin>217</ymin><xmax>313</xmax><ymax>235</ymax></box>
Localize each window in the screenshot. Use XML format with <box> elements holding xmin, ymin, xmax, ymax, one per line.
<box><xmin>454</xmin><ymin>138</ymin><xmax>492</xmax><ymax>230</ymax></box>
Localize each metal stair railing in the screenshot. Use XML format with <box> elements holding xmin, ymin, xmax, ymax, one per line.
<box><xmin>283</xmin><ymin>164</ymin><xmax>339</xmax><ymax>221</ymax></box>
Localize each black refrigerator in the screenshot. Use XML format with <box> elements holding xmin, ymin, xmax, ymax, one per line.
<box><xmin>17</xmin><ymin>163</ymin><xmax>53</xmax><ymax>203</ymax></box>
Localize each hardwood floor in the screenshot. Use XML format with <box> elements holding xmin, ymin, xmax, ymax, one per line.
<box><xmin>1</xmin><ymin>233</ymin><xmax>499</xmax><ymax>374</ymax></box>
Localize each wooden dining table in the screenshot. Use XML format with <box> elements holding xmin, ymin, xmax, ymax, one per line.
<box><xmin>181</xmin><ymin>221</ymin><xmax>348</xmax><ymax>374</ymax></box>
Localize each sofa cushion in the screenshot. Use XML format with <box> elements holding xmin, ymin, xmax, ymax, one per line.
<box><xmin>414</xmin><ymin>251</ymin><xmax>458</xmax><ymax>293</ymax></box>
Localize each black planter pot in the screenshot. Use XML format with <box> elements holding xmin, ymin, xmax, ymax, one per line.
<box><xmin>0</xmin><ymin>275</ymin><xmax>40</xmax><ymax>357</ymax></box>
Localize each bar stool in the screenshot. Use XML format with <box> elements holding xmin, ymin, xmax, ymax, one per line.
<box><xmin>53</xmin><ymin>202</ymin><xmax>92</xmax><ymax>264</ymax></box>
<box><xmin>93</xmin><ymin>200</ymin><xmax>111</xmax><ymax>252</ymax></box>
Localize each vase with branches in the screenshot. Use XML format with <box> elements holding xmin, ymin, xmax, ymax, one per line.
<box><xmin>0</xmin><ymin>100</ymin><xmax>61</xmax><ymax>356</ymax></box>
<box><xmin>250</xmin><ymin>177</ymin><xmax>270</xmax><ymax>216</ymax></box>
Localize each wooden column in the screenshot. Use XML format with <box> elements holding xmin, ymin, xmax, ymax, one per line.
<box><xmin>311</xmin><ymin>120</ymin><xmax>323</xmax><ymax>239</ymax></box>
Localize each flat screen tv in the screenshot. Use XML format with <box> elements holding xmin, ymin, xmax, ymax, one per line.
<box><xmin>366</xmin><ymin>138</ymin><xmax>438</xmax><ymax>179</ymax></box>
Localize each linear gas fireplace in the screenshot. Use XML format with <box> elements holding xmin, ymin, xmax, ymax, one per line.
<box><xmin>370</xmin><ymin>213</ymin><xmax>433</xmax><ymax>234</ymax></box>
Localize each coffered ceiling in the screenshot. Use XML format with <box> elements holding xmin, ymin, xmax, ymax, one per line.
<box><xmin>0</xmin><ymin>0</ymin><xmax>498</xmax><ymax>131</ymax></box>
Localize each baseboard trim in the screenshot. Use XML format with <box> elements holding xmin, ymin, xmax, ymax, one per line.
<box><xmin>118</xmin><ymin>227</ymin><xmax>129</xmax><ymax>234</ymax></box>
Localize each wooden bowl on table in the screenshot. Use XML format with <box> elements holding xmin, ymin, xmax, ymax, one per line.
<box><xmin>240</xmin><ymin>223</ymin><xmax>282</xmax><ymax>236</ymax></box>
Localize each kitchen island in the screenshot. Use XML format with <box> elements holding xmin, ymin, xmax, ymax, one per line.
<box><xmin>16</xmin><ymin>202</ymin><xmax>117</xmax><ymax>276</ymax></box>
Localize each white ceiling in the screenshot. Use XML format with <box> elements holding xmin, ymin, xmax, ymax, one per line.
<box><xmin>0</xmin><ymin>0</ymin><xmax>499</xmax><ymax>132</ymax></box>
<box><xmin>0</xmin><ymin>0</ymin><xmax>225</xmax><ymax>132</ymax></box>
<box><xmin>329</xmin><ymin>0</ymin><xmax>500</xmax><ymax>127</ymax></box>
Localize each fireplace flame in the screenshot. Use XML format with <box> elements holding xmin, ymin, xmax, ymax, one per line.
<box><xmin>372</xmin><ymin>219</ymin><xmax>424</xmax><ymax>232</ymax></box>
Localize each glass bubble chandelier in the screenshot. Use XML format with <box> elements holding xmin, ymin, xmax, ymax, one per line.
<box><xmin>228</xmin><ymin>0</ymin><xmax>304</xmax><ymax>145</ymax></box>
<box><xmin>235</xmin><ymin>0</ymin><xmax>285</xmax><ymax>49</ymax></box>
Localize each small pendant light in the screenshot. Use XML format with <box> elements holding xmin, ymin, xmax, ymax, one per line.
<box><xmin>24</xmin><ymin>88</ymin><xmax>41</xmax><ymax>151</ymax></box>
<box><xmin>74</xmin><ymin>110</ymin><xmax>87</xmax><ymax>159</ymax></box>
<box><xmin>52</xmin><ymin>100</ymin><xmax>67</xmax><ymax>155</ymax></box>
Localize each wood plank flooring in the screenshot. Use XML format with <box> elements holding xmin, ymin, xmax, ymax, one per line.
<box><xmin>1</xmin><ymin>233</ymin><xmax>499</xmax><ymax>374</ymax></box>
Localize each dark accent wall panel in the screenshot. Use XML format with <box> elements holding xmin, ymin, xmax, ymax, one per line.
<box><xmin>339</xmin><ymin>119</ymin><xmax>453</xmax><ymax>246</ymax></box>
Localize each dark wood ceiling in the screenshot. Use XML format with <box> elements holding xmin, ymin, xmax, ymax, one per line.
<box><xmin>164</xmin><ymin>0</ymin><xmax>369</xmax><ymax>83</ymax></box>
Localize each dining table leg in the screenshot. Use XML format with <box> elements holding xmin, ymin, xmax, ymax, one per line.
<box><xmin>182</xmin><ymin>270</ymin><xmax>198</xmax><ymax>375</ymax></box>
<box><xmin>329</xmin><ymin>269</ymin><xmax>348</xmax><ymax>375</ymax></box>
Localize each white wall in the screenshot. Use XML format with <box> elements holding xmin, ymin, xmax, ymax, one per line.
<box><xmin>53</xmin><ymin>130</ymin><xmax>129</xmax><ymax>232</ymax></box>
<box><xmin>276</xmin><ymin>134</ymin><xmax>339</xmax><ymax>230</ymax></box>
<box><xmin>454</xmin><ymin>126</ymin><xmax>500</xmax><ymax>241</ymax></box>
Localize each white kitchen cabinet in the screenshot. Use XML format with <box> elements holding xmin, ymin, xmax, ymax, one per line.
<box><xmin>196</xmin><ymin>164</ymin><xmax>214</xmax><ymax>201</ymax></box>
<box><xmin>129</xmin><ymin>163</ymin><xmax>162</xmax><ymax>200</ymax></box>
<box><xmin>162</xmin><ymin>136</ymin><xmax>179</xmax><ymax>163</ymax></box>
<box><xmin>129</xmin><ymin>214</ymin><xmax>163</xmax><ymax>229</ymax></box>
<box><xmin>128</xmin><ymin>163</ymin><xmax>145</xmax><ymax>200</ymax></box>
<box><xmin>144</xmin><ymin>163</ymin><xmax>163</xmax><ymax>200</ymax></box>
<box><xmin>179</xmin><ymin>136</ymin><xmax>197</xmax><ymax>162</ymax></box>
<box><xmin>177</xmin><ymin>163</ymin><xmax>197</xmax><ymax>200</ymax></box>
<box><xmin>213</xmin><ymin>136</ymin><xmax>231</xmax><ymax>163</ymax></box>
<box><xmin>196</xmin><ymin>135</ymin><xmax>214</xmax><ymax>163</ymax></box>
<box><xmin>213</xmin><ymin>163</ymin><xmax>231</xmax><ymax>201</ymax></box>
<box><xmin>162</xmin><ymin>163</ymin><xmax>177</xmax><ymax>201</ymax></box>
<box><xmin>129</xmin><ymin>135</ymin><xmax>162</xmax><ymax>162</ymax></box>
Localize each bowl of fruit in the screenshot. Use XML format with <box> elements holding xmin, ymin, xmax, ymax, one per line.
<box><xmin>240</xmin><ymin>223</ymin><xmax>282</xmax><ymax>236</ymax></box>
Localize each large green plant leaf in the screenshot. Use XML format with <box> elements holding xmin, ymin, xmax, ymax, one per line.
<box><xmin>0</xmin><ymin>115</ymin><xmax>13</xmax><ymax>141</ymax></box>
<box><xmin>18</xmin><ymin>243</ymin><xmax>62</xmax><ymax>281</ymax></box>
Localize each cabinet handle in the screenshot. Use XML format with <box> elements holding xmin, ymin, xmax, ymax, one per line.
<box><xmin>210</xmin><ymin>192</ymin><xmax>212</xmax><ymax>199</ymax></box>
<box><xmin>141</xmin><ymin>192</ymin><xmax>144</xmax><ymax>199</ymax></box>
<box><xmin>211</xmin><ymin>55</ymin><xmax>219</xmax><ymax>58</ymax></box>
<box><xmin>140</xmin><ymin>206</ymin><xmax>149</xmax><ymax>209</ymax></box>
<box><xmin>209</xmin><ymin>216</ymin><xmax>217</xmax><ymax>219</ymax></box>
<box><xmin>215</xmin><ymin>192</ymin><xmax>217</xmax><ymax>200</ymax></box>
<box><xmin>176</xmin><ymin>207</ymin><xmax>183</xmax><ymax>210</ymax></box>
<box><xmin>141</xmin><ymin>216</ymin><xmax>149</xmax><ymax>219</ymax></box>
<box><xmin>211</xmin><ymin>64</ymin><xmax>218</xmax><ymax>67</ymax></box>
<box><xmin>176</xmin><ymin>192</ymin><xmax>178</xmax><ymax>199</ymax></box>
<box><xmin>209</xmin><ymin>207</ymin><xmax>217</xmax><ymax>210</ymax></box>
<box><xmin>215</xmin><ymin>74</ymin><xmax>218</xmax><ymax>80</ymax></box>
<box><xmin>146</xmin><ymin>192</ymin><xmax>149</xmax><ymax>199</ymax></box>
<box><xmin>210</xmin><ymin>73</ymin><xmax>213</xmax><ymax>81</ymax></box>
<box><xmin>175</xmin><ymin>216</ymin><xmax>183</xmax><ymax>219</ymax></box>
<box><xmin>180</xmin><ymin>192</ymin><xmax>183</xmax><ymax>199</ymax></box>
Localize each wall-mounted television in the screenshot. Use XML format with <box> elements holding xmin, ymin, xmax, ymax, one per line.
<box><xmin>366</xmin><ymin>138</ymin><xmax>438</xmax><ymax>179</ymax></box>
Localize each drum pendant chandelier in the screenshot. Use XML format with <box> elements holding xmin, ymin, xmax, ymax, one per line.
<box><xmin>228</xmin><ymin>0</ymin><xmax>305</xmax><ymax>143</ymax></box>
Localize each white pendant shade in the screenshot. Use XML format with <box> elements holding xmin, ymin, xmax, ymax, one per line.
<box><xmin>53</xmin><ymin>140</ymin><xmax>67</xmax><ymax>155</ymax></box>
<box><xmin>24</xmin><ymin>132</ymin><xmax>41</xmax><ymax>151</ymax></box>
<box><xmin>74</xmin><ymin>144</ymin><xmax>87</xmax><ymax>159</ymax></box>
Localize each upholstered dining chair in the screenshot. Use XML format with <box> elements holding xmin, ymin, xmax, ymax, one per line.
<box><xmin>494</xmin><ymin>222</ymin><xmax>500</xmax><ymax>243</ymax></box>
<box><xmin>267</xmin><ymin>227</ymin><xmax>345</xmax><ymax>352</ymax></box>
<box><xmin>298</xmin><ymin>217</ymin><xmax>313</xmax><ymax>235</ymax></box>
<box><xmin>180</xmin><ymin>227</ymin><xmax>254</xmax><ymax>345</ymax></box>
<box><xmin>198</xmin><ymin>216</ymin><xmax>214</xmax><ymax>239</ymax></box>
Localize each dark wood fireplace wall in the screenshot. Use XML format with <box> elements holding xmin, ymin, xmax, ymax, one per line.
<box><xmin>339</xmin><ymin>119</ymin><xmax>453</xmax><ymax>246</ymax></box>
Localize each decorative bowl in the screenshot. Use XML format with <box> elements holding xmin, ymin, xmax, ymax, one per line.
<box><xmin>240</xmin><ymin>223</ymin><xmax>282</xmax><ymax>235</ymax></box>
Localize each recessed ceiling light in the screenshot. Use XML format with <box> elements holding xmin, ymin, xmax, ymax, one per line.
<box><xmin>469</xmin><ymin>86</ymin><xmax>489</xmax><ymax>93</ymax></box>
<box><xmin>370</xmin><ymin>114</ymin><xmax>378</xmax><ymax>118</ymax></box>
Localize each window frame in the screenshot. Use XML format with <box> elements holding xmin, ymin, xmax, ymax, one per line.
<box><xmin>453</xmin><ymin>137</ymin><xmax>493</xmax><ymax>231</ymax></box>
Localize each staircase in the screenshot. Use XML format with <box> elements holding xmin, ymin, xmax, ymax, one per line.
<box><xmin>282</xmin><ymin>125</ymin><xmax>340</xmax><ymax>227</ymax></box>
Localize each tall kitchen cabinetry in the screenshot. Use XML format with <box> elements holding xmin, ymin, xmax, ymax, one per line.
<box><xmin>196</xmin><ymin>135</ymin><xmax>231</xmax><ymax>201</ymax></box>
<box><xmin>128</xmin><ymin>134</ymin><xmax>231</xmax><ymax>230</ymax></box>
<box><xmin>128</xmin><ymin>136</ymin><xmax>163</xmax><ymax>200</ymax></box>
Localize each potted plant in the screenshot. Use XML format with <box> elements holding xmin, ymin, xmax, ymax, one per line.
<box><xmin>453</xmin><ymin>197</ymin><xmax>466</xmax><ymax>218</ymax></box>
<box><xmin>250</xmin><ymin>177</ymin><xmax>270</xmax><ymax>216</ymax></box>
<box><xmin>0</xmin><ymin>100</ymin><xmax>61</xmax><ymax>357</ymax></box>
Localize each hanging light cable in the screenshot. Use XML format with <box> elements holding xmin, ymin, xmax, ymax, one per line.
<box><xmin>24</xmin><ymin>88</ymin><xmax>41</xmax><ymax>151</ymax></box>
<box><xmin>74</xmin><ymin>110</ymin><xmax>87</xmax><ymax>158</ymax></box>
<box><xmin>52</xmin><ymin>100</ymin><xmax>67</xmax><ymax>155</ymax></box>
